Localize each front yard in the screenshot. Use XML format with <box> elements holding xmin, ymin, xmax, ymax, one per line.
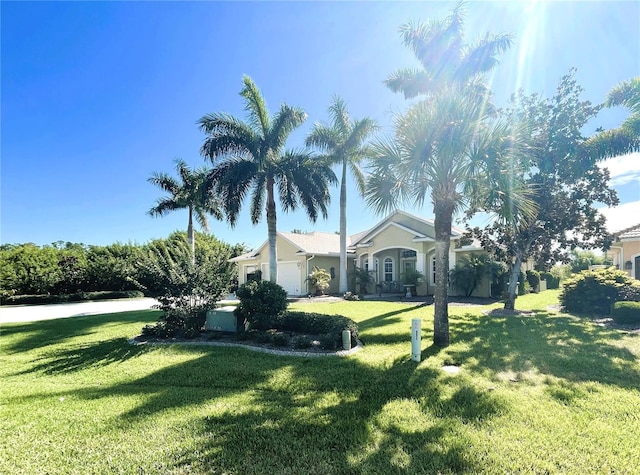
<box><xmin>1</xmin><ymin>290</ymin><xmax>639</xmax><ymax>474</ymax></box>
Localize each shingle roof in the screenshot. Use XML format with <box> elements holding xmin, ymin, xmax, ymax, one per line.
<box><xmin>617</xmin><ymin>223</ymin><xmax>640</xmax><ymax>240</ymax></box>
<box><xmin>280</xmin><ymin>231</ymin><xmax>354</xmax><ymax>255</ymax></box>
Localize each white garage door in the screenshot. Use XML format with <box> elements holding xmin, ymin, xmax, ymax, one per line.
<box><xmin>277</xmin><ymin>262</ymin><xmax>301</xmax><ymax>296</ymax></box>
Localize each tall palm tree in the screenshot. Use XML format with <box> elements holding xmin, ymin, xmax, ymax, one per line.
<box><xmin>148</xmin><ymin>159</ymin><xmax>223</xmax><ymax>262</ymax></box>
<box><xmin>199</xmin><ymin>76</ymin><xmax>336</xmax><ymax>283</ymax></box>
<box><xmin>365</xmin><ymin>90</ymin><xmax>531</xmax><ymax>347</ymax></box>
<box><xmin>370</xmin><ymin>1</ymin><xmax>515</xmax><ymax>347</ymax></box>
<box><xmin>305</xmin><ymin>97</ymin><xmax>378</xmax><ymax>293</ymax></box>
<box><xmin>385</xmin><ymin>1</ymin><xmax>512</xmax><ymax>100</ymax></box>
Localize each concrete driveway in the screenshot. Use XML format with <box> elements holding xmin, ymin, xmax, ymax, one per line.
<box><xmin>0</xmin><ymin>298</ymin><xmax>159</xmax><ymax>324</ymax></box>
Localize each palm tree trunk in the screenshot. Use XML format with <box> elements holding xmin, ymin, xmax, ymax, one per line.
<box><xmin>433</xmin><ymin>200</ymin><xmax>453</xmax><ymax>347</ymax></box>
<box><xmin>339</xmin><ymin>159</ymin><xmax>348</xmax><ymax>294</ymax></box>
<box><xmin>187</xmin><ymin>206</ymin><xmax>195</xmax><ymax>265</ymax></box>
<box><xmin>266</xmin><ymin>176</ymin><xmax>278</xmax><ymax>283</ymax></box>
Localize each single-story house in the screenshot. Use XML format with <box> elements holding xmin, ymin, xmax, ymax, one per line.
<box><xmin>606</xmin><ymin>223</ymin><xmax>640</xmax><ymax>280</ymax></box>
<box><xmin>231</xmin><ymin>210</ymin><xmax>492</xmax><ymax>297</ymax></box>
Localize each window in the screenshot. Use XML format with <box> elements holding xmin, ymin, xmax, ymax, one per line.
<box><xmin>384</xmin><ymin>257</ymin><xmax>393</xmax><ymax>282</ymax></box>
<box><xmin>404</xmin><ymin>261</ymin><xmax>414</xmax><ymax>273</ymax></box>
<box><xmin>431</xmin><ymin>256</ymin><xmax>436</xmax><ymax>285</ymax></box>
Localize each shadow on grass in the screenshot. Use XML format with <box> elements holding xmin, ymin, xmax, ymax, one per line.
<box><xmin>14</xmin><ymin>337</ymin><xmax>151</xmax><ymax>375</ymax></box>
<box><xmin>1</xmin><ymin>310</ymin><xmax>160</xmax><ymax>353</ymax></box>
<box><xmin>448</xmin><ymin>311</ymin><xmax>640</xmax><ymax>390</ymax></box>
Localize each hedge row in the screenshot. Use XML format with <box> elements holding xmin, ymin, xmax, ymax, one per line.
<box><xmin>1</xmin><ymin>290</ymin><xmax>144</xmax><ymax>306</ymax></box>
<box><xmin>279</xmin><ymin>311</ymin><xmax>359</xmax><ymax>349</ymax></box>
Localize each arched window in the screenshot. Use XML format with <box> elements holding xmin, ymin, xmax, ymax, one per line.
<box><xmin>384</xmin><ymin>257</ymin><xmax>393</xmax><ymax>282</ymax></box>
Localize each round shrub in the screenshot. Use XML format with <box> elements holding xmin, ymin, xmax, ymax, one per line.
<box><xmin>559</xmin><ymin>267</ymin><xmax>640</xmax><ymax>315</ymax></box>
<box><xmin>280</xmin><ymin>311</ymin><xmax>358</xmax><ymax>348</ymax></box>
<box><xmin>611</xmin><ymin>301</ymin><xmax>640</xmax><ymax>324</ymax></box>
<box><xmin>234</xmin><ymin>280</ymin><xmax>288</xmax><ymax>331</ymax></box>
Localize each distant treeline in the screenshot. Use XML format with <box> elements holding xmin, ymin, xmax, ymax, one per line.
<box><xmin>0</xmin><ymin>231</ymin><xmax>246</xmax><ymax>301</ymax></box>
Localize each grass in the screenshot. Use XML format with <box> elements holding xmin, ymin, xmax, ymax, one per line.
<box><xmin>1</xmin><ymin>290</ymin><xmax>639</xmax><ymax>474</ymax></box>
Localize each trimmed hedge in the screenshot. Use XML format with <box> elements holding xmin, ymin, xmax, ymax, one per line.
<box><xmin>540</xmin><ymin>272</ymin><xmax>560</xmax><ymax>290</ymax></box>
<box><xmin>279</xmin><ymin>311</ymin><xmax>359</xmax><ymax>349</ymax></box>
<box><xmin>559</xmin><ymin>268</ymin><xmax>640</xmax><ymax>315</ymax></box>
<box><xmin>234</xmin><ymin>280</ymin><xmax>288</xmax><ymax>330</ymax></box>
<box><xmin>1</xmin><ymin>290</ymin><xmax>144</xmax><ymax>306</ymax></box>
<box><xmin>611</xmin><ymin>301</ymin><xmax>640</xmax><ymax>324</ymax></box>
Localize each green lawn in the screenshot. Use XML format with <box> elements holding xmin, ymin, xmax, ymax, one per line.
<box><xmin>2</xmin><ymin>290</ymin><xmax>639</xmax><ymax>474</ymax></box>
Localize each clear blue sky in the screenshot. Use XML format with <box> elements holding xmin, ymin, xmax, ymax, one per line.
<box><xmin>2</xmin><ymin>1</ymin><xmax>639</xmax><ymax>249</ymax></box>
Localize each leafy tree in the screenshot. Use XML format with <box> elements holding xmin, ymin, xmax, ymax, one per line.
<box><xmin>84</xmin><ymin>243</ymin><xmax>143</xmax><ymax>292</ymax></box>
<box><xmin>148</xmin><ymin>159</ymin><xmax>223</xmax><ymax>262</ymax></box>
<box><xmin>199</xmin><ymin>76</ymin><xmax>336</xmax><ymax>283</ymax></box>
<box><xmin>134</xmin><ymin>231</ymin><xmax>241</xmax><ymax>313</ymax></box>
<box><xmin>467</xmin><ymin>71</ymin><xmax>620</xmax><ymax>310</ymax></box>
<box><xmin>0</xmin><ymin>243</ymin><xmax>61</xmax><ymax>295</ymax></box>
<box><xmin>449</xmin><ymin>254</ymin><xmax>488</xmax><ymax>297</ymax></box>
<box><xmin>306</xmin><ymin>96</ymin><xmax>377</xmax><ymax>293</ymax></box>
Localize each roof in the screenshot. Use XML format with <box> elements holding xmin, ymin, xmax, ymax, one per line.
<box><xmin>616</xmin><ymin>223</ymin><xmax>640</xmax><ymax>241</ymax></box>
<box><xmin>280</xmin><ymin>231</ymin><xmax>355</xmax><ymax>256</ymax></box>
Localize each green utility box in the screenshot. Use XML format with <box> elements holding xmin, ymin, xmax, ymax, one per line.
<box><xmin>205</xmin><ymin>306</ymin><xmax>237</xmax><ymax>332</ymax></box>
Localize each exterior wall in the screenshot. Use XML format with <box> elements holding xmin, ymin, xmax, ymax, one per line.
<box><xmin>623</xmin><ymin>240</ymin><xmax>640</xmax><ymax>279</ymax></box>
<box><xmin>305</xmin><ymin>256</ymin><xmax>341</xmax><ymax>295</ymax></box>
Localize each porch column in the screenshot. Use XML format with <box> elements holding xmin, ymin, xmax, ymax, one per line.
<box><xmin>368</xmin><ymin>255</ymin><xmax>375</xmax><ymax>280</ymax></box>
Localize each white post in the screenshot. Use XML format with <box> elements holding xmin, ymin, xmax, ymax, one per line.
<box><xmin>411</xmin><ymin>318</ymin><xmax>421</xmax><ymax>362</ymax></box>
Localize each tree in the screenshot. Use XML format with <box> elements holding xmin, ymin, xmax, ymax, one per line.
<box><xmin>148</xmin><ymin>159</ymin><xmax>223</xmax><ymax>262</ymax></box>
<box><xmin>384</xmin><ymin>1</ymin><xmax>512</xmax><ymax>100</ymax></box>
<box><xmin>199</xmin><ymin>76</ymin><xmax>336</xmax><ymax>283</ymax></box>
<box><xmin>467</xmin><ymin>71</ymin><xmax>620</xmax><ymax>310</ymax></box>
<box><xmin>585</xmin><ymin>77</ymin><xmax>640</xmax><ymax>158</ymax></box>
<box><xmin>305</xmin><ymin>96</ymin><xmax>377</xmax><ymax>293</ymax></box>
<box><xmin>365</xmin><ymin>2</ymin><xmax>520</xmax><ymax>347</ymax></box>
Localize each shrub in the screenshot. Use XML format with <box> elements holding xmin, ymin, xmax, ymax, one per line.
<box><xmin>1</xmin><ymin>290</ymin><xmax>144</xmax><ymax>306</ymax></box>
<box><xmin>526</xmin><ymin>270</ymin><xmax>541</xmax><ymax>290</ymax></box>
<box><xmin>343</xmin><ymin>292</ymin><xmax>359</xmax><ymax>301</ymax></box>
<box><xmin>272</xmin><ymin>332</ymin><xmax>290</xmax><ymax>347</ymax></box>
<box><xmin>611</xmin><ymin>301</ymin><xmax>640</xmax><ymax>324</ymax></box>
<box><xmin>449</xmin><ymin>255</ymin><xmax>488</xmax><ymax>297</ymax></box>
<box><xmin>234</xmin><ymin>280</ymin><xmax>288</xmax><ymax>331</ymax></box>
<box><xmin>540</xmin><ymin>271</ymin><xmax>560</xmax><ymax>290</ymax></box>
<box><xmin>306</xmin><ymin>266</ymin><xmax>331</xmax><ymax>295</ymax></box>
<box><xmin>292</xmin><ymin>335</ymin><xmax>314</xmax><ymax>349</ymax></box>
<box><xmin>280</xmin><ymin>311</ymin><xmax>358</xmax><ymax>348</ymax></box>
<box><xmin>142</xmin><ymin>306</ymin><xmax>207</xmax><ymax>339</ymax></box>
<box><xmin>559</xmin><ymin>267</ymin><xmax>640</xmax><ymax>315</ymax></box>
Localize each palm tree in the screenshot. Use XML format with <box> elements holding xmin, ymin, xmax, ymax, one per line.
<box><xmin>365</xmin><ymin>90</ymin><xmax>531</xmax><ymax>347</ymax></box>
<box><xmin>148</xmin><ymin>159</ymin><xmax>223</xmax><ymax>262</ymax></box>
<box><xmin>384</xmin><ymin>1</ymin><xmax>512</xmax><ymax>100</ymax></box>
<box><xmin>199</xmin><ymin>76</ymin><xmax>336</xmax><ymax>283</ymax></box>
<box><xmin>305</xmin><ymin>97</ymin><xmax>377</xmax><ymax>293</ymax></box>
<box><xmin>368</xmin><ymin>1</ymin><xmax>515</xmax><ymax>347</ymax></box>
<box><xmin>585</xmin><ymin>77</ymin><xmax>640</xmax><ymax>159</ymax></box>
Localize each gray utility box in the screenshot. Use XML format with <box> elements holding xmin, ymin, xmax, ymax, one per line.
<box><xmin>205</xmin><ymin>306</ymin><xmax>237</xmax><ymax>332</ymax></box>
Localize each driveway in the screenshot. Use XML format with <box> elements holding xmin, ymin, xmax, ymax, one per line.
<box><xmin>0</xmin><ymin>298</ymin><xmax>159</xmax><ymax>324</ymax></box>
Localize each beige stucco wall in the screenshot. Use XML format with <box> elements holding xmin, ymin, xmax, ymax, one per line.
<box><xmin>622</xmin><ymin>241</ymin><xmax>640</xmax><ymax>279</ymax></box>
<box><xmin>305</xmin><ymin>256</ymin><xmax>341</xmax><ymax>294</ymax></box>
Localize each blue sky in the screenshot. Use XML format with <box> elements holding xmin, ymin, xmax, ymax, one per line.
<box><xmin>2</xmin><ymin>1</ymin><xmax>639</xmax><ymax>250</ymax></box>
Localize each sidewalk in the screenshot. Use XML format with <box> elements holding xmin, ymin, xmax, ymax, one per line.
<box><xmin>0</xmin><ymin>298</ymin><xmax>159</xmax><ymax>324</ymax></box>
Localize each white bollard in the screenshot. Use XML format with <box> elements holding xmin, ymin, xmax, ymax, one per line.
<box><xmin>411</xmin><ymin>318</ymin><xmax>421</xmax><ymax>362</ymax></box>
<box><xmin>342</xmin><ymin>330</ymin><xmax>352</xmax><ymax>351</ymax></box>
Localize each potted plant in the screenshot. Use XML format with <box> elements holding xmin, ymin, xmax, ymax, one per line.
<box><xmin>401</xmin><ymin>268</ymin><xmax>424</xmax><ymax>297</ymax></box>
<box><xmin>354</xmin><ymin>266</ymin><xmax>375</xmax><ymax>295</ymax></box>
<box><xmin>306</xmin><ymin>266</ymin><xmax>331</xmax><ymax>296</ymax></box>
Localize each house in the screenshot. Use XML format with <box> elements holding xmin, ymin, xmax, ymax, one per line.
<box><xmin>606</xmin><ymin>223</ymin><xmax>640</xmax><ymax>280</ymax></box>
<box><xmin>231</xmin><ymin>210</ymin><xmax>492</xmax><ymax>297</ymax></box>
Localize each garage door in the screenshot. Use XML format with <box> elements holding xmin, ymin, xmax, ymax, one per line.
<box><xmin>277</xmin><ymin>262</ymin><xmax>301</xmax><ymax>296</ymax></box>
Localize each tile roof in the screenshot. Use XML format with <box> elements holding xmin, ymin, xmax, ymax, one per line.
<box><xmin>617</xmin><ymin>223</ymin><xmax>640</xmax><ymax>240</ymax></box>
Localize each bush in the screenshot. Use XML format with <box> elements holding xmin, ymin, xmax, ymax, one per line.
<box><xmin>559</xmin><ymin>267</ymin><xmax>640</xmax><ymax>315</ymax></box>
<box><xmin>234</xmin><ymin>280</ymin><xmax>288</xmax><ymax>331</ymax></box>
<box><xmin>1</xmin><ymin>290</ymin><xmax>144</xmax><ymax>306</ymax></box>
<box><xmin>142</xmin><ymin>306</ymin><xmax>207</xmax><ymax>339</ymax></box>
<box><xmin>343</xmin><ymin>292</ymin><xmax>359</xmax><ymax>301</ymax></box>
<box><xmin>280</xmin><ymin>311</ymin><xmax>358</xmax><ymax>348</ymax></box>
<box><xmin>306</xmin><ymin>266</ymin><xmax>331</xmax><ymax>295</ymax></box>
<box><xmin>449</xmin><ymin>255</ymin><xmax>488</xmax><ymax>297</ymax></box>
<box><xmin>540</xmin><ymin>271</ymin><xmax>560</xmax><ymax>290</ymax></box>
<box><xmin>526</xmin><ymin>270</ymin><xmax>540</xmax><ymax>290</ymax></box>
<box><xmin>611</xmin><ymin>301</ymin><xmax>640</xmax><ymax>324</ymax></box>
